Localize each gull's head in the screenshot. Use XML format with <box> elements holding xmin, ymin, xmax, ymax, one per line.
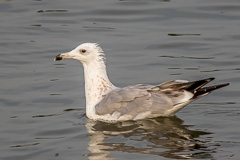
<box><xmin>54</xmin><ymin>43</ymin><xmax>105</xmax><ymax>65</ymax></box>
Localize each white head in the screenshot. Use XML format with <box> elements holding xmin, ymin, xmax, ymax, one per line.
<box><xmin>55</xmin><ymin>43</ymin><xmax>105</xmax><ymax>66</ymax></box>
<box><xmin>55</xmin><ymin>43</ymin><xmax>115</xmax><ymax>119</ymax></box>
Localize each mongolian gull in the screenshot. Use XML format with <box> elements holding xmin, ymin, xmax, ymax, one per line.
<box><xmin>54</xmin><ymin>43</ymin><xmax>229</xmax><ymax>122</ymax></box>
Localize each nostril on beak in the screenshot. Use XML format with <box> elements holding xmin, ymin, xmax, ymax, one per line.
<box><xmin>54</xmin><ymin>54</ymin><xmax>63</xmax><ymax>61</ymax></box>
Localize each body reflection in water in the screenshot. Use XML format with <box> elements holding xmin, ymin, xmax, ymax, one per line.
<box><xmin>85</xmin><ymin>116</ymin><xmax>215</xmax><ymax>159</ymax></box>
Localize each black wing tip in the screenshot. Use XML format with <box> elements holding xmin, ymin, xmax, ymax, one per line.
<box><xmin>193</xmin><ymin>82</ymin><xmax>229</xmax><ymax>99</ymax></box>
<box><xmin>206</xmin><ymin>77</ymin><xmax>215</xmax><ymax>81</ymax></box>
<box><xmin>200</xmin><ymin>78</ymin><xmax>230</xmax><ymax>88</ymax></box>
<box><xmin>200</xmin><ymin>77</ymin><xmax>215</xmax><ymax>83</ymax></box>
<box><xmin>201</xmin><ymin>78</ymin><xmax>230</xmax><ymax>90</ymax></box>
<box><xmin>216</xmin><ymin>83</ymin><xmax>230</xmax><ymax>88</ymax></box>
<box><xmin>186</xmin><ymin>77</ymin><xmax>215</xmax><ymax>92</ymax></box>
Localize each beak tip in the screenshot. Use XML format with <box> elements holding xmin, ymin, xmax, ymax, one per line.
<box><xmin>54</xmin><ymin>54</ymin><xmax>63</xmax><ymax>61</ymax></box>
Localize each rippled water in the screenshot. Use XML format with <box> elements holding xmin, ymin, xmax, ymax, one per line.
<box><xmin>1</xmin><ymin>0</ymin><xmax>240</xmax><ymax>159</ymax></box>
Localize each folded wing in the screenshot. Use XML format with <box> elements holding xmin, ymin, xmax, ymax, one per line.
<box><xmin>95</xmin><ymin>78</ymin><xmax>229</xmax><ymax>120</ymax></box>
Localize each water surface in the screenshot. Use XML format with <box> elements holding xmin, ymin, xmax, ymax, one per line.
<box><xmin>0</xmin><ymin>0</ymin><xmax>240</xmax><ymax>159</ymax></box>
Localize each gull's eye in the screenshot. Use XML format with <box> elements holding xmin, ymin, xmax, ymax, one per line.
<box><xmin>80</xmin><ymin>49</ymin><xmax>87</xmax><ymax>54</ymax></box>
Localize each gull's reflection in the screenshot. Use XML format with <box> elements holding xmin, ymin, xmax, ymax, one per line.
<box><xmin>85</xmin><ymin>116</ymin><xmax>213</xmax><ymax>160</ymax></box>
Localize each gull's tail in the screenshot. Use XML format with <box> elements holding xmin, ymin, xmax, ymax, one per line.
<box><xmin>183</xmin><ymin>78</ymin><xmax>230</xmax><ymax>100</ymax></box>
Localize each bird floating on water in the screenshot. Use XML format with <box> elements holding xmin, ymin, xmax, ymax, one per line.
<box><xmin>54</xmin><ymin>43</ymin><xmax>229</xmax><ymax>122</ymax></box>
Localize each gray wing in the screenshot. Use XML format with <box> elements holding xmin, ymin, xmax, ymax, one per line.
<box><xmin>95</xmin><ymin>78</ymin><xmax>229</xmax><ymax>120</ymax></box>
<box><xmin>95</xmin><ymin>83</ymin><xmax>192</xmax><ymax>119</ymax></box>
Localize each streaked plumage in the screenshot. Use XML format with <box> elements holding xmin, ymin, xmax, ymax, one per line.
<box><xmin>54</xmin><ymin>43</ymin><xmax>229</xmax><ymax>122</ymax></box>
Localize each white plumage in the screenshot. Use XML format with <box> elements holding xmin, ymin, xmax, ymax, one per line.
<box><xmin>54</xmin><ymin>43</ymin><xmax>229</xmax><ymax>122</ymax></box>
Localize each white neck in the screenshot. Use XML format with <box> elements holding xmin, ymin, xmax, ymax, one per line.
<box><xmin>82</xmin><ymin>60</ymin><xmax>116</xmax><ymax>119</ymax></box>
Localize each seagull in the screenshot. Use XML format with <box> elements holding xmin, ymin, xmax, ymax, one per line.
<box><xmin>54</xmin><ymin>43</ymin><xmax>229</xmax><ymax>122</ymax></box>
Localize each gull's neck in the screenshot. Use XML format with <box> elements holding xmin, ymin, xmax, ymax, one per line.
<box><xmin>82</xmin><ymin>60</ymin><xmax>116</xmax><ymax>119</ymax></box>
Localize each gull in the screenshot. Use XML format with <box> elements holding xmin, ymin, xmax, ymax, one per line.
<box><xmin>54</xmin><ymin>43</ymin><xmax>229</xmax><ymax>122</ymax></box>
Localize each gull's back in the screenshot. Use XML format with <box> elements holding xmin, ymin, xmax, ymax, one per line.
<box><xmin>95</xmin><ymin>78</ymin><xmax>229</xmax><ymax>122</ymax></box>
